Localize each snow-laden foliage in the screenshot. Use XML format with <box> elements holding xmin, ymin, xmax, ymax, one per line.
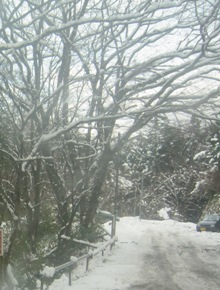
<box><xmin>0</xmin><ymin>0</ymin><xmax>220</xmax><ymax>288</ymax></box>
<box><xmin>109</xmin><ymin>119</ymin><xmax>217</xmax><ymax>222</ymax></box>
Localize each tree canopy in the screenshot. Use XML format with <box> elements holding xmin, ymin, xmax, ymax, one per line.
<box><xmin>0</xmin><ymin>0</ymin><xmax>220</xmax><ymax>287</ymax></box>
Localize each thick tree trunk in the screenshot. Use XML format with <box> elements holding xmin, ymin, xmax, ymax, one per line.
<box><xmin>25</xmin><ymin>160</ymin><xmax>42</xmax><ymax>254</ymax></box>
<box><xmin>41</xmin><ymin>142</ymin><xmax>70</xmax><ymax>234</ymax></box>
<box><xmin>0</xmin><ymin>166</ymin><xmax>23</xmax><ymax>288</ymax></box>
<box><xmin>83</xmin><ymin>146</ymin><xmax>113</xmax><ymax>228</ymax></box>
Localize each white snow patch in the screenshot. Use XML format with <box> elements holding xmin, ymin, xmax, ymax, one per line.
<box><xmin>193</xmin><ymin>150</ymin><xmax>207</xmax><ymax>160</ymax></box>
<box><xmin>70</xmin><ymin>256</ymin><xmax>78</xmax><ymax>263</ymax></box>
<box><xmin>41</xmin><ymin>266</ymin><xmax>56</xmax><ymax>278</ymax></box>
<box><xmin>158</xmin><ymin>207</ymin><xmax>171</xmax><ymax>220</ymax></box>
<box><xmin>7</xmin><ymin>264</ymin><xmax>18</xmax><ymax>287</ymax></box>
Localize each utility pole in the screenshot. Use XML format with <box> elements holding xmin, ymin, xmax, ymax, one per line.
<box><xmin>114</xmin><ymin>154</ymin><xmax>119</xmax><ymax>217</ymax></box>
<box><xmin>139</xmin><ymin>173</ymin><xmax>144</xmax><ymax>221</ymax></box>
<box><xmin>114</xmin><ymin>133</ymin><xmax>121</xmax><ymax>235</ymax></box>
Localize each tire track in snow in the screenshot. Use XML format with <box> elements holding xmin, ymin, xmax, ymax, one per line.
<box><xmin>127</xmin><ymin>222</ymin><xmax>220</xmax><ymax>290</ymax></box>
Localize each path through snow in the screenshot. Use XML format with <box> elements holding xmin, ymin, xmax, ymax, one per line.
<box><xmin>48</xmin><ymin>217</ymin><xmax>220</xmax><ymax>290</ymax></box>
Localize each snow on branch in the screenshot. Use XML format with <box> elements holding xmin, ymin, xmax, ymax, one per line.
<box><xmin>21</xmin><ymin>113</ymin><xmax>127</xmax><ymax>171</ymax></box>
<box><xmin>61</xmin><ymin>235</ymin><xmax>98</xmax><ymax>249</ymax></box>
<box><xmin>0</xmin><ymin>1</ymin><xmax>189</xmax><ymax>51</ymax></box>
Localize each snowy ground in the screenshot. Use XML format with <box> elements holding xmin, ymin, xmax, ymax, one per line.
<box><xmin>47</xmin><ymin>216</ymin><xmax>220</xmax><ymax>290</ymax></box>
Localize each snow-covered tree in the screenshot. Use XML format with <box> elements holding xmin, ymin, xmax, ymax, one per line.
<box><xmin>192</xmin><ymin>120</ymin><xmax>220</xmax><ymax>211</ymax></box>
<box><xmin>119</xmin><ymin>118</ymin><xmax>213</xmax><ymax>221</ymax></box>
<box><xmin>0</xmin><ymin>0</ymin><xmax>220</xmax><ymax>286</ymax></box>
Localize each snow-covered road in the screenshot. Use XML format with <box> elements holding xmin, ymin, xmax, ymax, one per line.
<box><xmin>48</xmin><ymin>217</ymin><xmax>220</xmax><ymax>290</ymax></box>
<box><xmin>137</xmin><ymin>221</ymin><xmax>220</xmax><ymax>290</ymax></box>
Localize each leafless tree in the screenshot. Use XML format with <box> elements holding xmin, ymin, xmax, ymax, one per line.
<box><xmin>0</xmin><ymin>0</ymin><xmax>220</xmax><ymax>285</ymax></box>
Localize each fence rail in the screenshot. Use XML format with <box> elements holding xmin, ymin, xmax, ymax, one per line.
<box><xmin>39</xmin><ymin>216</ymin><xmax>117</xmax><ymax>289</ymax></box>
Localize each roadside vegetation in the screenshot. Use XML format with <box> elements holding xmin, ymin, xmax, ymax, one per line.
<box><xmin>0</xmin><ymin>0</ymin><xmax>220</xmax><ymax>288</ymax></box>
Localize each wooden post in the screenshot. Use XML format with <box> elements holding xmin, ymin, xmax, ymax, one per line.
<box><xmin>68</xmin><ymin>267</ymin><xmax>72</xmax><ymax>286</ymax></box>
<box><xmin>111</xmin><ymin>215</ymin><xmax>116</xmax><ymax>238</ymax></box>
<box><xmin>86</xmin><ymin>256</ymin><xmax>90</xmax><ymax>271</ymax></box>
<box><xmin>0</xmin><ymin>229</ymin><xmax>4</xmax><ymax>290</ymax></box>
<box><xmin>40</xmin><ymin>279</ymin><xmax>44</xmax><ymax>290</ymax></box>
<box><xmin>110</xmin><ymin>216</ymin><xmax>116</xmax><ymax>250</ymax></box>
